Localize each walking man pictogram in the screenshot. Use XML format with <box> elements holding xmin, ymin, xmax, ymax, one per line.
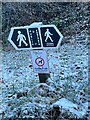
<box><xmin>44</xmin><ymin>29</ymin><xmax>53</xmax><ymax>42</ymax></box>
<box><xmin>17</xmin><ymin>31</ymin><xmax>28</xmax><ymax>47</ymax></box>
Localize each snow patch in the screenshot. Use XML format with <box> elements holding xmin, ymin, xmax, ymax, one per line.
<box><xmin>51</xmin><ymin>98</ymin><xmax>87</xmax><ymax>118</ymax></box>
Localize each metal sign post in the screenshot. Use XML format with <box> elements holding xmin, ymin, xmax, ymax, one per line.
<box><xmin>8</xmin><ymin>22</ymin><xmax>63</xmax><ymax>83</ymax></box>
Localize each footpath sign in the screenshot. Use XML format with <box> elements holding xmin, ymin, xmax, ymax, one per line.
<box><xmin>8</xmin><ymin>27</ymin><xmax>30</xmax><ymax>50</ymax></box>
<box><xmin>28</xmin><ymin>28</ymin><xmax>42</xmax><ymax>48</ymax></box>
<box><xmin>8</xmin><ymin>26</ymin><xmax>43</xmax><ymax>50</ymax></box>
<box><xmin>30</xmin><ymin>50</ymin><xmax>49</xmax><ymax>73</ymax></box>
<box><xmin>8</xmin><ymin>23</ymin><xmax>63</xmax><ymax>50</ymax></box>
<box><xmin>39</xmin><ymin>25</ymin><xmax>63</xmax><ymax>49</ymax></box>
<box><xmin>8</xmin><ymin>22</ymin><xmax>63</xmax><ymax>82</ymax></box>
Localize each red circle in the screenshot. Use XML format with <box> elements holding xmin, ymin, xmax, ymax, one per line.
<box><xmin>35</xmin><ymin>57</ymin><xmax>44</xmax><ymax>66</ymax></box>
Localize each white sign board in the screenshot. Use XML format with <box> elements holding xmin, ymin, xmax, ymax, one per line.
<box><xmin>30</xmin><ymin>50</ymin><xmax>49</xmax><ymax>73</ymax></box>
<box><xmin>8</xmin><ymin>22</ymin><xmax>63</xmax><ymax>50</ymax></box>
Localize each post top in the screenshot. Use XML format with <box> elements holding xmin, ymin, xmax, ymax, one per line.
<box><xmin>30</xmin><ymin>22</ymin><xmax>43</xmax><ymax>28</ymax></box>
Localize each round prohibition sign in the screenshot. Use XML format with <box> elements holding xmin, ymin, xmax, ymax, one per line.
<box><xmin>35</xmin><ymin>57</ymin><xmax>45</xmax><ymax>66</ymax></box>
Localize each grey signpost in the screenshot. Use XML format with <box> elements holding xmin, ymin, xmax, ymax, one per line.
<box><xmin>8</xmin><ymin>22</ymin><xmax>63</xmax><ymax>83</ymax></box>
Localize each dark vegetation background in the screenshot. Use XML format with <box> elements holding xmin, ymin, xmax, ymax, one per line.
<box><xmin>2</xmin><ymin>2</ymin><xmax>89</xmax><ymax>49</ymax></box>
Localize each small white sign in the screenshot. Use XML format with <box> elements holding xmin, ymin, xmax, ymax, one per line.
<box><xmin>30</xmin><ymin>50</ymin><xmax>50</xmax><ymax>73</ymax></box>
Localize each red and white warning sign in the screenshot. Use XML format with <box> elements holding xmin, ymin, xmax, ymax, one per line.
<box><xmin>30</xmin><ymin>50</ymin><xmax>50</xmax><ymax>73</ymax></box>
<box><xmin>35</xmin><ymin>57</ymin><xmax>45</xmax><ymax>66</ymax></box>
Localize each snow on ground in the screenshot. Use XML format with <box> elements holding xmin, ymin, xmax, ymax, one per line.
<box><xmin>0</xmin><ymin>40</ymin><xmax>89</xmax><ymax>119</ymax></box>
<box><xmin>51</xmin><ymin>98</ymin><xmax>88</xmax><ymax>118</ymax></box>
